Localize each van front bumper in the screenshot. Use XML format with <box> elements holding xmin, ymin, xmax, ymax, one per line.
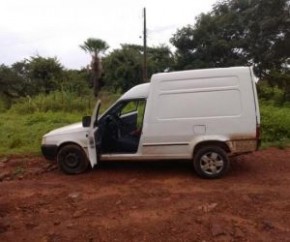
<box><xmin>41</xmin><ymin>145</ymin><xmax>58</xmax><ymax>161</ymax></box>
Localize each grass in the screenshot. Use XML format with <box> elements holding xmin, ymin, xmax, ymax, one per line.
<box><xmin>0</xmin><ymin>91</ymin><xmax>119</xmax><ymax>156</ymax></box>
<box><xmin>0</xmin><ymin>112</ymin><xmax>81</xmax><ymax>155</ymax></box>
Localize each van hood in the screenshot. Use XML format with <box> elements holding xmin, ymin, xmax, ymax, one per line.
<box><xmin>45</xmin><ymin>122</ymin><xmax>88</xmax><ymax>136</ymax></box>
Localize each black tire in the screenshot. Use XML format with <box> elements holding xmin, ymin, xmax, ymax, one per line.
<box><xmin>193</xmin><ymin>146</ymin><xmax>230</xmax><ymax>179</ymax></box>
<box><xmin>57</xmin><ymin>144</ymin><xmax>89</xmax><ymax>175</ymax></box>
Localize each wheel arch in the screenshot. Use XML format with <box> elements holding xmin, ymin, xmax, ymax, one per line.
<box><xmin>57</xmin><ymin>141</ymin><xmax>88</xmax><ymax>157</ymax></box>
<box><xmin>193</xmin><ymin>141</ymin><xmax>231</xmax><ymax>158</ymax></box>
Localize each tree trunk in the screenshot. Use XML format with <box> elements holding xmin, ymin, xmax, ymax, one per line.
<box><xmin>91</xmin><ymin>55</ymin><xmax>102</xmax><ymax>98</ymax></box>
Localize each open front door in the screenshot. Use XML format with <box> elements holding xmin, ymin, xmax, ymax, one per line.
<box><xmin>87</xmin><ymin>100</ymin><xmax>101</xmax><ymax>168</ymax></box>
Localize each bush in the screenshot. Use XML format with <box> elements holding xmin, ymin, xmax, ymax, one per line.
<box><xmin>260</xmin><ymin>104</ymin><xmax>290</xmax><ymax>143</ymax></box>
<box><xmin>257</xmin><ymin>84</ymin><xmax>284</xmax><ymax>106</ymax></box>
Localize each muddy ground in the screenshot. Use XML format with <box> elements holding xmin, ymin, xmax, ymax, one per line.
<box><xmin>0</xmin><ymin>148</ymin><xmax>290</xmax><ymax>241</ymax></box>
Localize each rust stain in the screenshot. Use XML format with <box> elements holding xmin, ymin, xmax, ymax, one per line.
<box><xmin>229</xmin><ymin>134</ymin><xmax>256</xmax><ymax>141</ymax></box>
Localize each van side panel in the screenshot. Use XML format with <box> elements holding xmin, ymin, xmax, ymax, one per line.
<box><xmin>157</xmin><ymin>90</ymin><xmax>242</xmax><ymax>119</ymax></box>
<box><xmin>140</xmin><ymin>67</ymin><xmax>257</xmax><ymax>157</ymax></box>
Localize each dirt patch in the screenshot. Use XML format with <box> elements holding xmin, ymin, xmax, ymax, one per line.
<box><xmin>1</xmin><ymin>148</ymin><xmax>290</xmax><ymax>241</ymax></box>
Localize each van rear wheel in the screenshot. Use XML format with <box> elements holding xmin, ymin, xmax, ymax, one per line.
<box><xmin>57</xmin><ymin>144</ymin><xmax>89</xmax><ymax>174</ymax></box>
<box><xmin>193</xmin><ymin>146</ymin><xmax>230</xmax><ymax>179</ymax></box>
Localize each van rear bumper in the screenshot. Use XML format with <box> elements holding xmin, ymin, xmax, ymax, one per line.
<box><xmin>227</xmin><ymin>139</ymin><xmax>259</xmax><ymax>154</ymax></box>
<box><xmin>41</xmin><ymin>145</ymin><xmax>58</xmax><ymax>161</ymax></box>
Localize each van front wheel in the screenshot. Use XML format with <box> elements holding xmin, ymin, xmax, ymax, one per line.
<box><xmin>57</xmin><ymin>144</ymin><xmax>89</xmax><ymax>175</ymax></box>
<box><xmin>193</xmin><ymin>146</ymin><xmax>230</xmax><ymax>179</ymax></box>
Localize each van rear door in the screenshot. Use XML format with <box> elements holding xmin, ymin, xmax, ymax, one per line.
<box><xmin>249</xmin><ymin>67</ymin><xmax>261</xmax><ymax>148</ymax></box>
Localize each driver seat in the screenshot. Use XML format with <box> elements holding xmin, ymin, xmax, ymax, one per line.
<box><xmin>116</xmin><ymin>134</ymin><xmax>140</xmax><ymax>153</ymax></box>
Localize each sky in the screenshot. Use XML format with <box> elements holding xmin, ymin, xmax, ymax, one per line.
<box><xmin>0</xmin><ymin>0</ymin><xmax>217</xmax><ymax>69</ymax></box>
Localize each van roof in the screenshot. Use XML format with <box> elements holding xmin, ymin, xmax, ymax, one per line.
<box><xmin>120</xmin><ymin>83</ymin><xmax>150</xmax><ymax>100</ymax></box>
<box><xmin>152</xmin><ymin>66</ymin><xmax>251</xmax><ymax>82</ymax></box>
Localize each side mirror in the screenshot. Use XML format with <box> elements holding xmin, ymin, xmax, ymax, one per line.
<box><xmin>82</xmin><ymin>116</ymin><xmax>91</xmax><ymax>127</ymax></box>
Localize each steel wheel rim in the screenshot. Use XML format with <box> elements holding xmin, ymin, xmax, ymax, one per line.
<box><xmin>63</xmin><ymin>152</ymin><xmax>81</xmax><ymax>169</ymax></box>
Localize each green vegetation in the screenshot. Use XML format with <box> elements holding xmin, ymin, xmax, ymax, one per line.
<box><xmin>7</xmin><ymin>90</ymin><xmax>119</xmax><ymax>114</ymax></box>
<box><xmin>260</xmin><ymin>105</ymin><xmax>290</xmax><ymax>148</ymax></box>
<box><xmin>0</xmin><ymin>92</ymin><xmax>119</xmax><ymax>155</ymax></box>
<box><xmin>0</xmin><ymin>111</ymin><xmax>80</xmax><ymax>155</ymax></box>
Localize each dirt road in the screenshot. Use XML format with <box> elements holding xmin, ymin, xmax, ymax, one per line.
<box><xmin>0</xmin><ymin>148</ymin><xmax>290</xmax><ymax>241</ymax></box>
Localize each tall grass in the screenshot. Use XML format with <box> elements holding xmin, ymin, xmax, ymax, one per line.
<box><xmin>8</xmin><ymin>90</ymin><xmax>120</xmax><ymax>114</ymax></box>
<box><xmin>0</xmin><ymin>91</ymin><xmax>119</xmax><ymax>155</ymax></box>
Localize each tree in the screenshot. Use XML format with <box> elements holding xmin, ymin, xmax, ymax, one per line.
<box><xmin>11</xmin><ymin>60</ymin><xmax>36</xmax><ymax>96</ymax></box>
<box><xmin>103</xmin><ymin>44</ymin><xmax>174</xmax><ymax>92</ymax></box>
<box><xmin>220</xmin><ymin>0</ymin><xmax>290</xmax><ymax>77</ymax></box>
<box><xmin>171</xmin><ymin>12</ymin><xmax>248</xmax><ymax>70</ymax></box>
<box><xmin>80</xmin><ymin>38</ymin><xmax>109</xmax><ymax>97</ymax></box>
<box><xmin>147</xmin><ymin>45</ymin><xmax>174</xmax><ymax>75</ymax></box>
<box><xmin>25</xmin><ymin>56</ymin><xmax>64</xmax><ymax>94</ymax></box>
<box><xmin>103</xmin><ymin>45</ymin><xmax>143</xmax><ymax>92</ymax></box>
<box><xmin>0</xmin><ymin>56</ymin><xmax>64</xmax><ymax>108</ymax></box>
<box><xmin>62</xmin><ymin>69</ymin><xmax>91</xmax><ymax>96</ymax></box>
<box><xmin>171</xmin><ymin>0</ymin><xmax>290</xmax><ymax>76</ymax></box>
<box><xmin>0</xmin><ymin>64</ymin><xmax>26</xmax><ymax>98</ymax></box>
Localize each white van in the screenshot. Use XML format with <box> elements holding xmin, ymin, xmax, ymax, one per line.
<box><xmin>41</xmin><ymin>66</ymin><xmax>260</xmax><ymax>178</ymax></box>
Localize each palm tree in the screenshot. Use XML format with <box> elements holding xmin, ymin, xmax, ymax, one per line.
<box><xmin>80</xmin><ymin>38</ymin><xmax>109</xmax><ymax>97</ymax></box>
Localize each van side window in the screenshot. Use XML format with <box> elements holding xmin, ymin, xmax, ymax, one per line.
<box><xmin>136</xmin><ymin>100</ymin><xmax>146</xmax><ymax>129</ymax></box>
<box><xmin>101</xmin><ymin>99</ymin><xmax>146</xmax><ymax>154</ymax></box>
<box><xmin>119</xmin><ymin>99</ymin><xmax>146</xmax><ymax>129</ymax></box>
<box><xmin>120</xmin><ymin>101</ymin><xmax>138</xmax><ymax>116</ymax></box>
